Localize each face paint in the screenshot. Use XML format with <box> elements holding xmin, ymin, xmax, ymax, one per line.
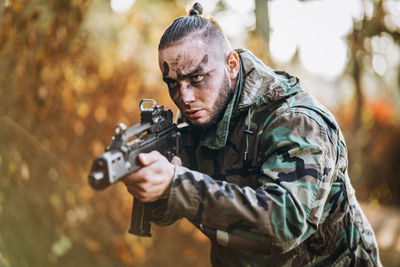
<box><xmin>162</xmin><ymin>61</ymin><xmax>169</xmax><ymax>76</ymax></box>
<box><xmin>159</xmin><ymin>36</ymin><xmax>234</xmax><ymax>127</ymax></box>
<box><xmin>201</xmin><ymin>54</ymin><xmax>208</xmax><ymax>64</ymax></box>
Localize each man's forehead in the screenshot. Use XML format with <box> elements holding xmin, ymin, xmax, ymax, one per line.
<box><xmin>158</xmin><ymin>35</ymin><xmax>221</xmax><ymax>77</ymax></box>
<box><xmin>162</xmin><ymin>42</ymin><xmax>207</xmax><ymax>62</ymax></box>
<box><xmin>160</xmin><ymin>35</ymin><xmax>212</xmax><ymax>61</ymax></box>
<box><xmin>161</xmin><ymin>48</ymin><xmax>210</xmax><ymax>77</ymax></box>
<box><xmin>163</xmin><ymin>54</ymin><xmax>209</xmax><ymax>78</ymax></box>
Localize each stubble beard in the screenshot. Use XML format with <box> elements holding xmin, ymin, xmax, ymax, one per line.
<box><xmin>192</xmin><ymin>74</ymin><xmax>234</xmax><ymax>131</ymax></box>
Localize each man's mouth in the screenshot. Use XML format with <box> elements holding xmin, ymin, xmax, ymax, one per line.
<box><xmin>184</xmin><ymin>109</ymin><xmax>202</xmax><ymax>120</ymax></box>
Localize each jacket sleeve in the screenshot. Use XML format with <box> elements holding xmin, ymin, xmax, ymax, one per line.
<box><xmin>157</xmin><ymin>111</ymin><xmax>338</xmax><ymax>254</ymax></box>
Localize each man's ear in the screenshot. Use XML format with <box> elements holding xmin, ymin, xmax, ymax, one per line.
<box><xmin>226</xmin><ymin>51</ymin><xmax>240</xmax><ymax>79</ymax></box>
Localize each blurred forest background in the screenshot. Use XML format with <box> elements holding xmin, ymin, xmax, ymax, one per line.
<box><xmin>1</xmin><ymin>0</ymin><xmax>400</xmax><ymax>266</ymax></box>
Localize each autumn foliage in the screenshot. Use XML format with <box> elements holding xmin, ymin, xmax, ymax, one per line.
<box><xmin>0</xmin><ymin>1</ymin><xmax>210</xmax><ymax>266</ymax></box>
<box><xmin>0</xmin><ymin>0</ymin><xmax>400</xmax><ymax>266</ymax></box>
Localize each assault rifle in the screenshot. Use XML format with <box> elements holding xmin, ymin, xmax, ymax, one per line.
<box><xmin>88</xmin><ymin>99</ymin><xmax>181</xmax><ymax>237</ymax></box>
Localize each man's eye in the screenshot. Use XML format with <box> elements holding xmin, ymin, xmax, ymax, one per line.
<box><xmin>191</xmin><ymin>75</ymin><xmax>204</xmax><ymax>83</ymax></box>
<box><xmin>168</xmin><ymin>80</ymin><xmax>179</xmax><ymax>89</ymax></box>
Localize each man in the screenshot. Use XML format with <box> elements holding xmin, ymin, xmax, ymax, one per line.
<box><xmin>123</xmin><ymin>3</ymin><xmax>381</xmax><ymax>266</ymax></box>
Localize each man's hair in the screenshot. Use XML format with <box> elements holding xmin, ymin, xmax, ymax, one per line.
<box><xmin>158</xmin><ymin>2</ymin><xmax>231</xmax><ymax>54</ymax></box>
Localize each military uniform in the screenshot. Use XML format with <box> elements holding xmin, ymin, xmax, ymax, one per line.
<box><xmin>152</xmin><ymin>49</ymin><xmax>381</xmax><ymax>266</ymax></box>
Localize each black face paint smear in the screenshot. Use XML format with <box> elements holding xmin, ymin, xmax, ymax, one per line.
<box><xmin>163</xmin><ymin>61</ymin><xmax>170</xmax><ymax>76</ymax></box>
<box><xmin>201</xmin><ymin>54</ymin><xmax>208</xmax><ymax>64</ymax></box>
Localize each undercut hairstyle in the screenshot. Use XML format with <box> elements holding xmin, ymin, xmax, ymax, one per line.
<box><xmin>158</xmin><ymin>2</ymin><xmax>231</xmax><ymax>56</ymax></box>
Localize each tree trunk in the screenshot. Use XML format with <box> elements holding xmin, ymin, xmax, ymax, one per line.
<box><xmin>254</xmin><ymin>0</ymin><xmax>272</xmax><ymax>65</ymax></box>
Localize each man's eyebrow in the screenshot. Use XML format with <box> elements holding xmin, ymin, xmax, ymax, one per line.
<box><xmin>185</xmin><ymin>65</ymin><xmax>205</xmax><ymax>76</ymax></box>
<box><xmin>179</xmin><ymin>55</ymin><xmax>209</xmax><ymax>78</ymax></box>
<box><xmin>162</xmin><ymin>54</ymin><xmax>209</xmax><ymax>80</ymax></box>
<box><xmin>188</xmin><ymin>55</ymin><xmax>208</xmax><ymax>75</ymax></box>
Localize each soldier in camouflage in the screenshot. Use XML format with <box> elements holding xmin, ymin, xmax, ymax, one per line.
<box><xmin>122</xmin><ymin>2</ymin><xmax>381</xmax><ymax>266</ymax></box>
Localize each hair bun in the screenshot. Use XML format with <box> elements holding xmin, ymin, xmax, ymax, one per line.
<box><xmin>189</xmin><ymin>2</ymin><xmax>203</xmax><ymax>16</ymax></box>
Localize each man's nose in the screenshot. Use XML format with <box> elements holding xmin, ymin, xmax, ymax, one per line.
<box><xmin>180</xmin><ymin>82</ymin><xmax>195</xmax><ymax>104</ymax></box>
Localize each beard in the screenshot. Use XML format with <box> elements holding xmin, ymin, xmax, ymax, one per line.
<box><xmin>192</xmin><ymin>74</ymin><xmax>234</xmax><ymax>131</ymax></box>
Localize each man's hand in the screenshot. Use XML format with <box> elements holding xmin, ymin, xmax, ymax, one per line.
<box><xmin>122</xmin><ymin>151</ymin><xmax>182</xmax><ymax>202</ymax></box>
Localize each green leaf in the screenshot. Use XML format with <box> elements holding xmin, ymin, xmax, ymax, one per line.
<box><xmin>51</xmin><ymin>235</ymin><xmax>72</xmax><ymax>257</ymax></box>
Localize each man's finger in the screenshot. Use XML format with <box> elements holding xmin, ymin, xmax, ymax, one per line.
<box><xmin>122</xmin><ymin>171</ymin><xmax>146</xmax><ymax>185</ymax></box>
<box><xmin>137</xmin><ymin>151</ymin><xmax>162</xmax><ymax>166</ymax></box>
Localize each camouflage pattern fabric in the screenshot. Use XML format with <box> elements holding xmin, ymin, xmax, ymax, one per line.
<box><xmin>151</xmin><ymin>49</ymin><xmax>381</xmax><ymax>266</ymax></box>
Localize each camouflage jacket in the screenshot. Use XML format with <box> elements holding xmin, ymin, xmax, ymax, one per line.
<box><xmin>152</xmin><ymin>49</ymin><xmax>381</xmax><ymax>266</ymax></box>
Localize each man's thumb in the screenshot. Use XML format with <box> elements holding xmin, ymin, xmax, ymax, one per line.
<box><xmin>138</xmin><ymin>151</ymin><xmax>160</xmax><ymax>166</ymax></box>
